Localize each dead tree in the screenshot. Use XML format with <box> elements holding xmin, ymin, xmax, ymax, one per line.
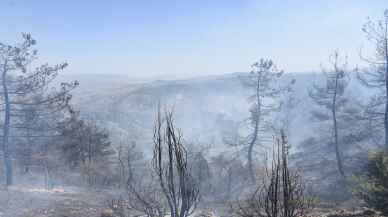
<box><xmin>233</xmin><ymin>131</ymin><xmax>312</xmax><ymax>217</ymax></box>
<box><xmin>0</xmin><ymin>34</ymin><xmax>77</xmax><ymax>186</ymax></box>
<box><xmin>126</xmin><ymin>166</ymin><xmax>167</xmax><ymax>217</ymax></box>
<box><xmin>120</xmin><ymin>141</ymin><xmax>167</xmax><ymax>217</ymax></box>
<box><xmin>357</xmin><ymin>10</ymin><xmax>388</xmax><ymax>151</ymax></box>
<box><xmin>152</xmin><ymin>107</ymin><xmax>200</xmax><ymax>217</ymax></box>
<box><xmin>120</xmin><ymin>107</ymin><xmax>199</xmax><ymax>217</ymax></box>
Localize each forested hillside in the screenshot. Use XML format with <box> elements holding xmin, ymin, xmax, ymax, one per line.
<box><xmin>67</xmin><ymin>72</ymin><xmax>369</xmax><ymax>153</ymax></box>
<box><xmin>1</xmin><ymin>3</ymin><xmax>388</xmax><ymax>217</ymax></box>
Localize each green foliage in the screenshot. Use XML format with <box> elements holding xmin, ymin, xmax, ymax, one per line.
<box><xmin>355</xmin><ymin>150</ymin><xmax>388</xmax><ymax>215</ymax></box>
<box><xmin>58</xmin><ymin>112</ymin><xmax>115</xmax><ymax>170</ymax></box>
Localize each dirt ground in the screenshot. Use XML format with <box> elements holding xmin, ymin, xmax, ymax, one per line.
<box><xmin>0</xmin><ymin>185</ymin><xmax>116</xmax><ymax>217</ymax></box>
<box><xmin>0</xmin><ymin>185</ymin><xmax>386</xmax><ymax>217</ymax></box>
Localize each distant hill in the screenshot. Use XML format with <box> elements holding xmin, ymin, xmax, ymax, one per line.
<box><xmin>60</xmin><ymin>72</ymin><xmax>371</xmax><ymax>155</ymax></box>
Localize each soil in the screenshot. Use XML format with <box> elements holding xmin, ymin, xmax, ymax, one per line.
<box><xmin>0</xmin><ymin>186</ymin><xmax>115</xmax><ymax>217</ymax></box>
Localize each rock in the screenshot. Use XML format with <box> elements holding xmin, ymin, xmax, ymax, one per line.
<box><xmin>100</xmin><ymin>208</ymin><xmax>115</xmax><ymax>217</ymax></box>
<box><xmin>362</xmin><ymin>209</ymin><xmax>377</xmax><ymax>216</ymax></box>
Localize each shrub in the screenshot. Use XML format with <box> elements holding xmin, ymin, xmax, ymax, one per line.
<box><xmin>232</xmin><ymin>131</ymin><xmax>313</xmax><ymax>217</ymax></box>
<box><xmin>355</xmin><ymin>150</ymin><xmax>388</xmax><ymax>215</ymax></box>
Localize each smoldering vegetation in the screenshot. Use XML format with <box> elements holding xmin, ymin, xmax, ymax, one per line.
<box><xmin>0</xmin><ymin>9</ymin><xmax>388</xmax><ymax>217</ymax></box>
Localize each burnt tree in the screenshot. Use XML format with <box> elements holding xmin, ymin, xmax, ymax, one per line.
<box><xmin>233</xmin><ymin>131</ymin><xmax>312</xmax><ymax>217</ymax></box>
<box><xmin>152</xmin><ymin>107</ymin><xmax>200</xmax><ymax>217</ymax></box>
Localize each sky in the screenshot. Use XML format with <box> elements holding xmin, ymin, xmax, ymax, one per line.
<box><xmin>0</xmin><ymin>0</ymin><xmax>387</xmax><ymax>78</ymax></box>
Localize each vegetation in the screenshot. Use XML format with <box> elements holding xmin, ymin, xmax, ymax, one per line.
<box><xmin>355</xmin><ymin>150</ymin><xmax>388</xmax><ymax>215</ymax></box>
<box><xmin>1</xmin><ymin>6</ymin><xmax>388</xmax><ymax>217</ymax></box>
<box><xmin>358</xmin><ymin>10</ymin><xmax>388</xmax><ymax>151</ymax></box>
<box><xmin>0</xmin><ymin>34</ymin><xmax>78</xmax><ymax>186</ymax></box>
<box><xmin>152</xmin><ymin>107</ymin><xmax>200</xmax><ymax>217</ymax></box>
<box><xmin>236</xmin><ymin>59</ymin><xmax>286</xmax><ymax>184</ymax></box>
<box><xmin>233</xmin><ymin>131</ymin><xmax>312</xmax><ymax>217</ymax></box>
<box><xmin>109</xmin><ymin>107</ymin><xmax>200</xmax><ymax>217</ymax></box>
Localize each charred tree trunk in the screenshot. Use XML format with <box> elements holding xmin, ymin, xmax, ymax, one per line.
<box><xmin>248</xmin><ymin>75</ymin><xmax>261</xmax><ymax>184</ymax></box>
<box><xmin>332</xmin><ymin>74</ymin><xmax>345</xmax><ymax>178</ymax></box>
<box><xmin>2</xmin><ymin>66</ymin><xmax>12</xmax><ymax>186</ymax></box>
<box><xmin>233</xmin><ymin>131</ymin><xmax>312</xmax><ymax>217</ymax></box>
<box><xmin>248</xmin><ymin>121</ymin><xmax>258</xmax><ymax>184</ymax></box>
<box><xmin>24</xmin><ymin>127</ymin><xmax>33</xmax><ymax>174</ymax></box>
<box><xmin>384</xmin><ymin>24</ymin><xmax>388</xmax><ymax>151</ymax></box>
<box><xmin>152</xmin><ymin>107</ymin><xmax>200</xmax><ymax>217</ymax></box>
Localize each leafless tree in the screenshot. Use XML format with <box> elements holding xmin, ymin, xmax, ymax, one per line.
<box><xmin>357</xmin><ymin>10</ymin><xmax>388</xmax><ymax>151</ymax></box>
<box><xmin>233</xmin><ymin>131</ymin><xmax>312</xmax><ymax>217</ymax></box>
<box><xmin>119</xmin><ymin>106</ymin><xmax>200</xmax><ymax>217</ymax></box>
<box><xmin>0</xmin><ymin>34</ymin><xmax>78</xmax><ymax>186</ymax></box>
<box><xmin>152</xmin><ymin>106</ymin><xmax>200</xmax><ymax>217</ymax></box>
<box><xmin>125</xmin><ymin>163</ymin><xmax>167</xmax><ymax>217</ymax></box>
<box><xmin>118</xmin><ymin>141</ymin><xmax>167</xmax><ymax>217</ymax></box>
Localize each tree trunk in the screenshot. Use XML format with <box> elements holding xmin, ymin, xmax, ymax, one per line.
<box><xmin>248</xmin><ymin>76</ymin><xmax>261</xmax><ymax>184</ymax></box>
<box><xmin>2</xmin><ymin>68</ymin><xmax>12</xmax><ymax>186</ymax></box>
<box><xmin>248</xmin><ymin>121</ymin><xmax>258</xmax><ymax>184</ymax></box>
<box><xmin>385</xmin><ymin>72</ymin><xmax>388</xmax><ymax>151</ymax></box>
<box><xmin>226</xmin><ymin>168</ymin><xmax>232</xmax><ymax>201</ymax></box>
<box><xmin>332</xmin><ymin>74</ymin><xmax>345</xmax><ymax>178</ymax></box>
<box><xmin>24</xmin><ymin>127</ymin><xmax>32</xmax><ymax>174</ymax></box>
<box><xmin>384</xmin><ymin>25</ymin><xmax>388</xmax><ymax>152</ymax></box>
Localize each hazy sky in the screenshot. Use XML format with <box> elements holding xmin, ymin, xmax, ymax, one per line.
<box><xmin>0</xmin><ymin>0</ymin><xmax>386</xmax><ymax>78</ymax></box>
